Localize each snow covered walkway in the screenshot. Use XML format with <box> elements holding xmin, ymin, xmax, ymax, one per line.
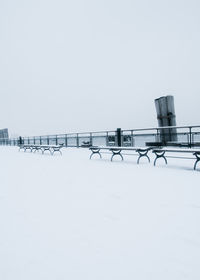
<box><xmin>0</xmin><ymin>146</ymin><xmax>200</xmax><ymax>280</ymax></box>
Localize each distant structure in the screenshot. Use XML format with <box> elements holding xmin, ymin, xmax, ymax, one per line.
<box><xmin>155</xmin><ymin>96</ymin><xmax>177</xmax><ymax>143</ymax></box>
<box><xmin>0</xmin><ymin>128</ymin><xmax>9</xmax><ymax>139</ymax></box>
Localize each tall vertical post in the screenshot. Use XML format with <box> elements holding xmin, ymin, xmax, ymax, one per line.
<box><xmin>116</xmin><ymin>128</ymin><xmax>122</xmax><ymax>146</ymax></box>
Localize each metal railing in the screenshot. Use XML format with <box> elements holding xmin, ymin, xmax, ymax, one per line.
<box><xmin>1</xmin><ymin>125</ymin><xmax>200</xmax><ymax>148</ymax></box>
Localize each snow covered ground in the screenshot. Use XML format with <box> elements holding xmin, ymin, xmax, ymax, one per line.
<box><xmin>0</xmin><ymin>146</ymin><xmax>200</xmax><ymax>280</ymax></box>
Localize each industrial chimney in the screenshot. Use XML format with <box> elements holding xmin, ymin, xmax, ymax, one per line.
<box><xmin>155</xmin><ymin>95</ymin><xmax>177</xmax><ymax>143</ymax></box>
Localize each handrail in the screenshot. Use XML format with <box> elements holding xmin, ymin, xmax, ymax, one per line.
<box><xmin>5</xmin><ymin>124</ymin><xmax>200</xmax><ymax>140</ymax></box>
<box><xmin>1</xmin><ymin>125</ymin><xmax>200</xmax><ymax>148</ymax></box>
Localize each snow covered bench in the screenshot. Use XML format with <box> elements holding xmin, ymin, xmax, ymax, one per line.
<box><xmin>152</xmin><ymin>148</ymin><xmax>200</xmax><ymax>170</ymax></box>
<box><xmin>19</xmin><ymin>144</ymin><xmax>43</xmax><ymax>153</ymax></box>
<box><xmin>34</xmin><ymin>144</ymin><xmax>64</xmax><ymax>155</ymax></box>
<box><xmin>89</xmin><ymin>146</ymin><xmax>152</xmax><ymax>164</ymax></box>
<box><xmin>49</xmin><ymin>144</ymin><xmax>64</xmax><ymax>155</ymax></box>
<box><xmin>19</xmin><ymin>144</ymin><xmax>33</xmax><ymax>152</ymax></box>
<box><xmin>19</xmin><ymin>144</ymin><xmax>64</xmax><ymax>155</ymax></box>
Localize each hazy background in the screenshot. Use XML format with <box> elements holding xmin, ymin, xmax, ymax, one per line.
<box><xmin>0</xmin><ymin>0</ymin><xmax>200</xmax><ymax>137</ymax></box>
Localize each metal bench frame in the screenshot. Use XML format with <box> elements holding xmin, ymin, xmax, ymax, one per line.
<box><xmin>18</xmin><ymin>144</ymin><xmax>64</xmax><ymax>155</ymax></box>
<box><xmin>89</xmin><ymin>146</ymin><xmax>152</xmax><ymax>164</ymax></box>
<box><xmin>152</xmin><ymin>148</ymin><xmax>200</xmax><ymax>170</ymax></box>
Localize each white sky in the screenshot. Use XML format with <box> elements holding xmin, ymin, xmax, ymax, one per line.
<box><xmin>0</xmin><ymin>0</ymin><xmax>200</xmax><ymax>137</ymax></box>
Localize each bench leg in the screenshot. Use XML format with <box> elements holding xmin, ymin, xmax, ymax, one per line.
<box><xmin>52</xmin><ymin>149</ymin><xmax>62</xmax><ymax>155</ymax></box>
<box><xmin>42</xmin><ymin>148</ymin><xmax>51</xmax><ymax>155</ymax></box>
<box><xmin>34</xmin><ymin>147</ymin><xmax>42</xmax><ymax>153</ymax></box>
<box><xmin>137</xmin><ymin>150</ymin><xmax>150</xmax><ymax>164</ymax></box>
<box><xmin>24</xmin><ymin>148</ymin><xmax>32</xmax><ymax>153</ymax></box>
<box><xmin>194</xmin><ymin>153</ymin><xmax>200</xmax><ymax>170</ymax></box>
<box><xmin>90</xmin><ymin>149</ymin><xmax>102</xmax><ymax>159</ymax></box>
<box><xmin>153</xmin><ymin>151</ymin><xmax>167</xmax><ymax>166</ymax></box>
<box><xmin>111</xmin><ymin>150</ymin><xmax>123</xmax><ymax>162</ymax></box>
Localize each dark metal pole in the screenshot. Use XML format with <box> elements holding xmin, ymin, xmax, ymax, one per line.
<box><xmin>65</xmin><ymin>134</ymin><xmax>68</xmax><ymax>147</ymax></box>
<box><xmin>76</xmin><ymin>134</ymin><xmax>79</xmax><ymax>147</ymax></box>
<box><xmin>116</xmin><ymin>128</ymin><xmax>122</xmax><ymax>146</ymax></box>
<box><xmin>106</xmin><ymin>132</ymin><xmax>109</xmax><ymax>146</ymax></box>
<box><xmin>189</xmin><ymin>127</ymin><xmax>192</xmax><ymax>148</ymax></box>
<box><xmin>90</xmin><ymin>133</ymin><xmax>93</xmax><ymax>146</ymax></box>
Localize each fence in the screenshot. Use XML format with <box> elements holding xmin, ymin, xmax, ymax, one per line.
<box><xmin>1</xmin><ymin>125</ymin><xmax>200</xmax><ymax>148</ymax></box>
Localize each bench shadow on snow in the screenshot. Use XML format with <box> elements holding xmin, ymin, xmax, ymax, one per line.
<box><xmin>90</xmin><ymin>155</ymin><xmax>198</xmax><ymax>172</ymax></box>
<box><xmin>152</xmin><ymin>162</ymin><xmax>196</xmax><ymax>172</ymax></box>
<box><xmin>90</xmin><ymin>155</ymin><xmax>153</xmax><ymax>166</ymax></box>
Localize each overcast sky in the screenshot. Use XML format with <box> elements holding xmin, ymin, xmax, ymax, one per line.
<box><xmin>0</xmin><ymin>0</ymin><xmax>200</xmax><ymax>137</ymax></box>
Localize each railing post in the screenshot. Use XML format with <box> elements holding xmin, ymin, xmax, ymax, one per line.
<box><xmin>192</xmin><ymin>133</ymin><xmax>195</xmax><ymax>146</ymax></box>
<box><xmin>55</xmin><ymin>135</ymin><xmax>58</xmax><ymax>145</ymax></box>
<box><xmin>189</xmin><ymin>127</ymin><xmax>192</xmax><ymax>148</ymax></box>
<box><xmin>131</xmin><ymin>130</ymin><xmax>134</xmax><ymax>146</ymax></box>
<box><xmin>156</xmin><ymin>129</ymin><xmax>160</xmax><ymax>142</ymax></box>
<box><xmin>76</xmin><ymin>134</ymin><xmax>79</xmax><ymax>147</ymax></box>
<box><xmin>90</xmin><ymin>133</ymin><xmax>93</xmax><ymax>146</ymax></box>
<box><xmin>106</xmin><ymin>132</ymin><xmax>109</xmax><ymax>146</ymax></box>
<box><xmin>65</xmin><ymin>134</ymin><xmax>68</xmax><ymax>147</ymax></box>
<box><xmin>40</xmin><ymin>136</ymin><xmax>42</xmax><ymax>145</ymax></box>
<box><xmin>47</xmin><ymin>136</ymin><xmax>49</xmax><ymax>145</ymax></box>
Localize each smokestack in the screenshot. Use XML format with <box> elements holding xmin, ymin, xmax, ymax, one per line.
<box><xmin>155</xmin><ymin>95</ymin><xmax>177</xmax><ymax>143</ymax></box>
